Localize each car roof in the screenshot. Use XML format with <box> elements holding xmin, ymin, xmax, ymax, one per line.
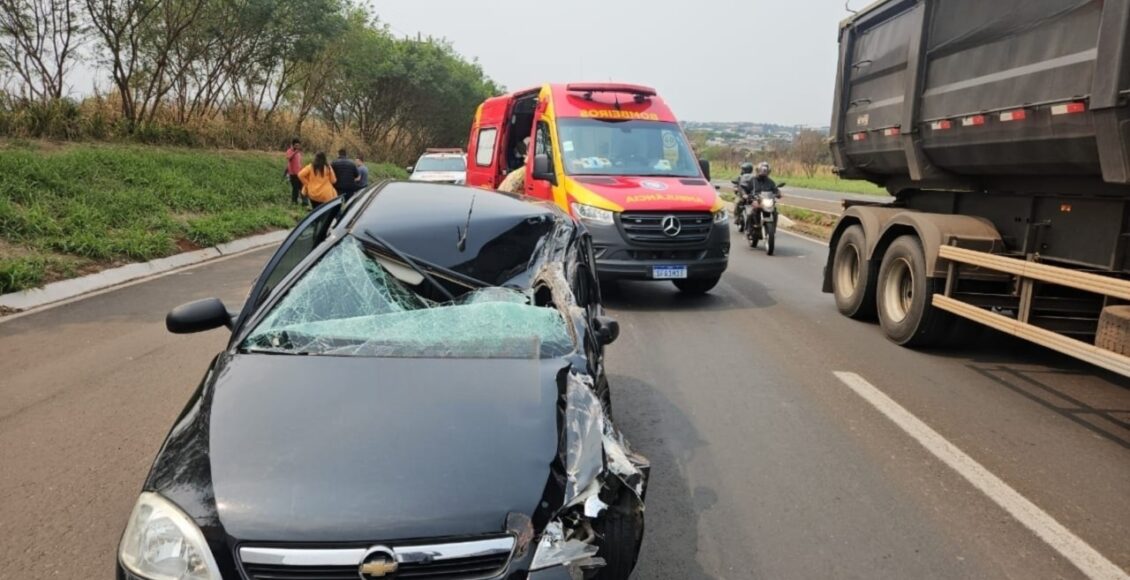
<box><xmin>348</xmin><ymin>182</ymin><xmax>571</xmax><ymax>286</ymax></box>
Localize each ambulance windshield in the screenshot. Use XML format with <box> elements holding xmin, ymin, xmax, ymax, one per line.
<box><xmin>557</xmin><ymin>120</ymin><xmax>700</xmax><ymax>178</ymax></box>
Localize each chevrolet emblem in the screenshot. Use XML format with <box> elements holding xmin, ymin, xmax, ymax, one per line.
<box><xmin>359</xmin><ymin>554</ymin><xmax>398</xmax><ymax>578</ymax></box>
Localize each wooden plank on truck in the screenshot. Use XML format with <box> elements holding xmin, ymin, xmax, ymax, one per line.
<box><xmin>939</xmin><ymin>246</ymin><xmax>1130</xmax><ymax>301</ymax></box>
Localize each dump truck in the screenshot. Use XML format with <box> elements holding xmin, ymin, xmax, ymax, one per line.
<box><xmin>825</xmin><ymin>0</ymin><xmax>1130</xmax><ymax>376</ymax></box>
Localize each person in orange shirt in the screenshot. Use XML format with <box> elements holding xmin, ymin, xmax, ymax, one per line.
<box><xmin>297</xmin><ymin>152</ymin><xmax>338</xmax><ymax>209</ymax></box>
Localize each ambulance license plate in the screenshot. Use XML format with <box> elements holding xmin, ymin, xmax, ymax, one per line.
<box><xmin>652</xmin><ymin>265</ymin><xmax>688</xmax><ymax>280</ymax></box>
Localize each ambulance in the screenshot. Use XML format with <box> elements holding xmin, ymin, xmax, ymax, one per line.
<box><xmin>466</xmin><ymin>83</ymin><xmax>729</xmax><ymax>294</ymax></box>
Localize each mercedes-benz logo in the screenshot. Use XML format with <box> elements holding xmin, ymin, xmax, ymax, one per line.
<box><xmin>359</xmin><ymin>546</ymin><xmax>398</xmax><ymax>579</ymax></box>
<box><xmin>661</xmin><ymin>215</ymin><xmax>682</xmax><ymax>237</ymax></box>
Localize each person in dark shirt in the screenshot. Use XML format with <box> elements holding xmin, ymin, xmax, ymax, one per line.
<box><xmin>355</xmin><ymin>155</ymin><xmax>370</xmax><ymax>190</ymax></box>
<box><xmin>331</xmin><ymin>149</ymin><xmax>361</xmax><ymax>203</ymax></box>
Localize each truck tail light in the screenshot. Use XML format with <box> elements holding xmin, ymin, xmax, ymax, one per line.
<box><xmin>930</xmin><ymin>120</ymin><xmax>953</xmax><ymax>131</ymax></box>
<box><xmin>1051</xmin><ymin>102</ymin><xmax>1087</xmax><ymax>116</ymax></box>
<box><xmin>962</xmin><ymin>115</ymin><xmax>986</xmax><ymax>127</ymax></box>
<box><xmin>883</xmin><ymin>128</ymin><xmax>901</xmax><ymax>137</ymax></box>
<box><xmin>851</xmin><ymin>132</ymin><xmax>867</xmax><ymax>142</ymax></box>
<box><xmin>999</xmin><ymin>109</ymin><xmax>1027</xmax><ymax>122</ymax></box>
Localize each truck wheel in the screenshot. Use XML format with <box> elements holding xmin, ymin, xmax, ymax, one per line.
<box><xmin>876</xmin><ymin>235</ymin><xmax>952</xmax><ymax>346</ymax></box>
<box><xmin>593</xmin><ymin>493</ymin><xmax>644</xmax><ymax>580</ymax></box>
<box><xmin>673</xmin><ymin>276</ymin><xmax>720</xmax><ymax>294</ymax></box>
<box><xmin>765</xmin><ymin>221</ymin><xmax>776</xmax><ymax>256</ymax></box>
<box><xmin>1096</xmin><ymin>306</ymin><xmax>1130</xmax><ymax>356</ymax></box>
<box><xmin>832</xmin><ymin>225</ymin><xmax>877</xmax><ymax>320</ymax></box>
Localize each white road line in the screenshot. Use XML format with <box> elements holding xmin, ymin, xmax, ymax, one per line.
<box><xmin>833</xmin><ymin>371</ymin><xmax>1129</xmax><ymax>580</ymax></box>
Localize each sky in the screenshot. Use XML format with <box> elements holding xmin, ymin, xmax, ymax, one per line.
<box><xmin>367</xmin><ymin>0</ymin><xmax>859</xmax><ymax>126</ymax></box>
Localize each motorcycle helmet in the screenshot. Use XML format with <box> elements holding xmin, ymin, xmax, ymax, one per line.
<box><xmin>740</xmin><ymin>162</ymin><xmax>754</xmax><ymax>174</ymax></box>
<box><xmin>757</xmin><ymin>162</ymin><xmax>771</xmax><ymax>177</ymax></box>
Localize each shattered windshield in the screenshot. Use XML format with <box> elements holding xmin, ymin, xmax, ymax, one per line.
<box><xmin>242</xmin><ymin>236</ymin><xmax>574</xmax><ymax>359</ymax></box>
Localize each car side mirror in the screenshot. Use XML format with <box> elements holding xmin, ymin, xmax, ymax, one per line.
<box><xmin>699</xmin><ymin>159</ymin><xmax>711</xmax><ymax>181</ymax></box>
<box><xmin>406</xmin><ymin>166</ymin><xmax>414</xmax><ymax>173</ymax></box>
<box><xmin>593</xmin><ymin>315</ymin><xmax>620</xmax><ymax>346</ymax></box>
<box><xmin>166</xmin><ymin>298</ymin><xmax>233</xmax><ymax>334</ymax></box>
<box><xmin>533</xmin><ymin>153</ymin><xmax>557</xmax><ymax>185</ymax></box>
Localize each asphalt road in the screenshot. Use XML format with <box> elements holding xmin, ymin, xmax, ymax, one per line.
<box><xmin>1</xmin><ymin>229</ymin><xmax>1128</xmax><ymax>579</ymax></box>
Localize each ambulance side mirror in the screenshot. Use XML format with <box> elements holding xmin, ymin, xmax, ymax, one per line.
<box><xmin>533</xmin><ymin>154</ymin><xmax>557</xmax><ymax>186</ymax></box>
<box><xmin>699</xmin><ymin>159</ymin><xmax>711</xmax><ymax>181</ymax></box>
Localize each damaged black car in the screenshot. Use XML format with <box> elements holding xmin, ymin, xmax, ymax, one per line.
<box><xmin>117</xmin><ymin>182</ymin><xmax>649</xmax><ymax>580</ymax></box>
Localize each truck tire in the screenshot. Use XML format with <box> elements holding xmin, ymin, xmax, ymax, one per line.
<box><xmin>876</xmin><ymin>235</ymin><xmax>952</xmax><ymax>346</ymax></box>
<box><xmin>832</xmin><ymin>225</ymin><xmax>877</xmax><ymax>320</ymax></box>
<box><xmin>1096</xmin><ymin>306</ymin><xmax>1130</xmax><ymax>356</ymax></box>
<box><xmin>673</xmin><ymin>276</ymin><xmax>720</xmax><ymax>295</ymax></box>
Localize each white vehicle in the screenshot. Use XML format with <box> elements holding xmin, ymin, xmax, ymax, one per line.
<box><xmin>408</xmin><ymin>149</ymin><xmax>467</xmax><ymax>184</ymax></box>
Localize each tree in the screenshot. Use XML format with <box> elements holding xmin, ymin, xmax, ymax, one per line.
<box><xmin>0</xmin><ymin>0</ymin><xmax>86</xmax><ymax>101</ymax></box>
<box><xmin>791</xmin><ymin>130</ymin><xmax>831</xmax><ymax>178</ymax></box>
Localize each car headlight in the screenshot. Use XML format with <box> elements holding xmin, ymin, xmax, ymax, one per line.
<box><xmin>571</xmin><ymin>203</ymin><xmax>615</xmax><ymax>225</ymax></box>
<box><xmin>119</xmin><ymin>492</ymin><xmax>220</xmax><ymax>580</ymax></box>
<box><xmin>713</xmin><ymin>209</ymin><xmax>728</xmax><ymax>224</ymax></box>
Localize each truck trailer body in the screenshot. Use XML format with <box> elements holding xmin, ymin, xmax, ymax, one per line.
<box><xmin>826</xmin><ymin>0</ymin><xmax>1130</xmax><ymax>375</ymax></box>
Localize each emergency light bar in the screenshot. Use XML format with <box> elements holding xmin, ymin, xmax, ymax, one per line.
<box><xmin>567</xmin><ymin>83</ymin><xmax>657</xmax><ymax>103</ymax></box>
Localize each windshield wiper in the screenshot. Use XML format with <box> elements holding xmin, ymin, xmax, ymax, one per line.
<box><xmin>364</xmin><ymin>230</ymin><xmax>457</xmax><ymax>302</ymax></box>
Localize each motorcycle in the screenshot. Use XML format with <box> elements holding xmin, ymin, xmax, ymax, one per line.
<box><xmin>731</xmin><ymin>175</ymin><xmax>757</xmax><ymax>232</ymax></box>
<box><xmin>744</xmin><ymin>182</ymin><xmax>786</xmax><ymax>256</ymax></box>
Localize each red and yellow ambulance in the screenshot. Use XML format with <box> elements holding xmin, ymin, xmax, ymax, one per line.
<box><xmin>466</xmin><ymin>83</ymin><xmax>729</xmax><ymax>294</ymax></box>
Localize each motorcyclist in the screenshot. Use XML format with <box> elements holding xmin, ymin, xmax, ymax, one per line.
<box><xmin>734</xmin><ymin>162</ymin><xmax>756</xmax><ymax>232</ymax></box>
<box><xmin>746</xmin><ymin>161</ymin><xmax>781</xmax><ymax>232</ymax></box>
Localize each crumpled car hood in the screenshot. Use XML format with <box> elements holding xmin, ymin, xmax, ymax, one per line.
<box><xmin>206</xmin><ymin>354</ymin><xmax>563</xmax><ymax>542</ymax></box>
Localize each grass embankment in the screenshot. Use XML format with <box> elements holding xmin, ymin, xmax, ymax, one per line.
<box><xmin>779</xmin><ymin>205</ymin><xmax>837</xmax><ymax>240</ymax></box>
<box><xmin>711</xmin><ymin>161</ymin><xmax>888</xmax><ymax>196</ymax></box>
<box><xmin>0</xmin><ymin>141</ymin><xmax>406</xmax><ymax>294</ymax></box>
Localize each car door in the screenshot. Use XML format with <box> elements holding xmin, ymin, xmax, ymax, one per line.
<box><xmin>466</xmin><ymin>95</ymin><xmax>511</xmax><ymax>188</ymax></box>
<box><xmin>231</xmin><ymin>200</ymin><xmax>342</xmax><ymax>333</ymax></box>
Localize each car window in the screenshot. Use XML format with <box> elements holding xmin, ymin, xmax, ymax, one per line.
<box><xmin>237</xmin><ymin>202</ymin><xmax>341</xmax><ymax>331</ymax></box>
<box><xmin>242</xmin><ymin>236</ymin><xmax>574</xmax><ymax>359</ymax></box>
<box><xmin>535</xmin><ymin>121</ymin><xmax>554</xmax><ymax>165</ymax></box>
<box><xmin>415</xmin><ymin>157</ymin><xmax>466</xmax><ymax>172</ymax></box>
<box><xmin>475</xmin><ymin>128</ymin><xmax>497</xmax><ymax>167</ymax></box>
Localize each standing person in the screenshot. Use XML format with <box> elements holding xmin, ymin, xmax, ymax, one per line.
<box><xmin>285</xmin><ymin>139</ymin><xmax>306</xmax><ymax>207</ymax></box>
<box><xmin>331</xmin><ymin>149</ymin><xmax>361</xmax><ymax>204</ymax></box>
<box><xmin>355</xmin><ymin>155</ymin><xmax>370</xmax><ymax>190</ymax></box>
<box><xmin>297</xmin><ymin>152</ymin><xmax>338</xmax><ymax>210</ymax></box>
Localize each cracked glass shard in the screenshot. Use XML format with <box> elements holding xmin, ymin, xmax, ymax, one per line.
<box><xmin>243</xmin><ymin>236</ymin><xmax>574</xmax><ymax>358</ymax></box>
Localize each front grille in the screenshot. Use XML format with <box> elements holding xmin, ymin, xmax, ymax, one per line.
<box><xmin>619</xmin><ymin>211</ymin><xmax>713</xmax><ymax>245</ymax></box>
<box><xmin>239</xmin><ymin>536</ymin><xmax>513</xmax><ymax>580</ymax></box>
<box><xmin>242</xmin><ymin>553</ymin><xmax>510</xmax><ymax>580</ymax></box>
<box><xmin>628</xmin><ymin>249</ymin><xmax>707</xmax><ymax>261</ymax></box>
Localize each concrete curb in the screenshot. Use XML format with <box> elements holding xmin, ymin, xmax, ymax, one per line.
<box><xmin>0</xmin><ymin>230</ymin><xmax>287</xmax><ymax>313</ymax></box>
